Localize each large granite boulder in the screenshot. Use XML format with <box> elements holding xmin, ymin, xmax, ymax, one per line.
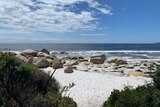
<box><xmin>16</xmin><ymin>54</ymin><xmax>27</xmax><ymax>62</ymax></box>
<box><xmin>40</xmin><ymin>48</ymin><xmax>50</xmax><ymax>55</ymax></box>
<box><xmin>16</xmin><ymin>54</ymin><xmax>34</xmax><ymax>64</ymax></box>
<box><xmin>21</xmin><ymin>49</ymin><xmax>37</xmax><ymax>57</ymax></box>
<box><xmin>37</xmin><ymin>52</ymin><xmax>49</xmax><ymax>57</ymax></box>
<box><xmin>46</xmin><ymin>59</ymin><xmax>53</xmax><ymax>67</ymax></box>
<box><xmin>64</xmin><ymin>66</ymin><xmax>74</xmax><ymax>73</ymax></box>
<box><xmin>46</xmin><ymin>54</ymin><xmax>57</xmax><ymax>60</ymax></box>
<box><xmin>52</xmin><ymin>59</ymin><xmax>63</xmax><ymax>69</ymax></box>
<box><xmin>61</xmin><ymin>56</ymin><xmax>71</xmax><ymax>61</ymax></box>
<box><xmin>25</xmin><ymin>56</ymin><xmax>34</xmax><ymax>64</ymax></box>
<box><xmin>32</xmin><ymin>57</ymin><xmax>50</xmax><ymax>68</ymax></box>
<box><xmin>90</xmin><ymin>54</ymin><xmax>106</xmax><ymax>64</ymax></box>
<box><xmin>108</xmin><ymin>59</ymin><xmax>128</xmax><ymax>65</ymax></box>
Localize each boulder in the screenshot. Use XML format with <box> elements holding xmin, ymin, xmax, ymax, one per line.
<box><xmin>64</xmin><ymin>66</ymin><xmax>74</xmax><ymax>73</ymax></box>
<box><xmin>71</xmin><ymin>56</ymin><xmax>84</xmax><ymax>60</ymax></box>
<box><xmin>52</xmin><ymin>59</ymin><xmax>63</xmax><ymax>69</ymax></box>
<box><xmin>128</xmin><ymin>71</ymin><xmax>144</xmax><ymax>77</ymax></box>
<box><xmin>90</xmin><ymin>54</ymin><xmax>106</xmax><ymax>64</ymax></box>
<box><xmin>69</xmin><ymin>60</ymin><xmax>79</xmax><ymax>66</ymax></box>
<box><xmin>108</xmin><ymin>58</ymin><xmax>118</xmax><ymax>63</ymax></box>
<box><xmin>116</xmin><ymin>59</ymin><xmax>127</xmax><ymax>65</ymax></box>
<box><xmin>37</xmin><ymin>52</ymin><xmax>49</xmax><ymax>57</ymax></box>
<box><xmin>21</xmin><ymin>49</ymin><xmax>37</xmax><ymax>57</ymax></box>
<box><xmin>78</xmin><ymin>59</ymin><xmax>88</xmax><ymax>63</ymax></box>
<box><xmin>46</xmin><ymin>54</ymin><xmax>57</xmax><ymax>60</ymax></box>
<box><xmin>124</xmin><ymin>69</ymin><xmax>144</xmax><ymax>77</ymax></box>
<box><xmin>25</xmin><ymin>56</ymin><xmax>34</xmax><ymax>64</ymax></box>
<box><xmin>32</xmin><ymin>57</ymin><xmax>50</xmax><ymax>68</ymax></box>
<box><xmin>40</xmin><ymin>48</ymin><xmax>50</xmax><ymax>55</ymax></box>
<box><xmin>60</xmin><ymin>56</ymin><xmax>71</xmax><ymax>63</ymax></box>
<box><xmin>16</xmin><ymin>54</ymin><xmax>27</xmax><ymax>62</ymax></box>
<box><xmin>108</xmin><ymin>59</ymin><xmax>127</xmax><ymax>65</ymax></box>
<box><xmin>46</xmin><ymin>59</ymin><xmax>53</xmax><ymax>67</ymax></box>
<box><xmin>16</xmin><ymin>54</ymin><xmax>34</xmax><ymax>64</ymax></box>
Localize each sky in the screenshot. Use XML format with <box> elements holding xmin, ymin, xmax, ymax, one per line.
<box><xmin>0</xmin><ymin>0</ymin><xmax>160</xmax><ymax>43</ymax></box>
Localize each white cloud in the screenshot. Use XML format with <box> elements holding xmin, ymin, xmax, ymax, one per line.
<box><xmin>0</xmin><ymin>0</ymin><xmax>111</xmax><ymax>33</ymax></box>
<box><xmin>0</xmin><ymin>34</ymin><xmax>61</xmax><ymax>43</ymax></box>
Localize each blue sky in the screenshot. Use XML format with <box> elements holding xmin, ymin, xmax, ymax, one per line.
<box><xmin>0</xmin><ymin>0</ymin><xmax>159</xmax><ymax>43</ymax></box>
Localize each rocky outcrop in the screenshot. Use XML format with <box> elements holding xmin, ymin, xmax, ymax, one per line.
<box><xmin>46</xmin><ymin>59</ymin><xmax>53</xmax><ymax>67</ymax></box>
<box><xmin>46</xmin><ymin>54</ymin><xmax>57</xmax><ymax>60</ymax></box>
<box><xmin>68</xmin><ymin>60</ymin><xmax>79</xmax><ymax>66</ymax></box>
<box><xmin>90</xmin><ymin>54</ymin><xmax>106</xmax><ymax>64</ymax></box>
<box><xmin>64</xmin><ymin>66</ymin><xmax>74</xmax><ymax>73</ymax></box>
<box><xmin>52</xmin><ymin>59</ymin><xmax>63</xmax><ymax>69</ymax></box>
<box><xmin>32</xmin><ymin>57</ymin><xmax>50</xmax><ymax>68</ymax></box>
<box><xmin>37</xmin><ymin>52</ymin><xmax>49</xmax><ymax>57</ymax></box>
<box><xmin>40</xmin><ymin>48</ymin><xmax>50</xmax><ymax>55</ymax></box>
<box><xmin>16</xmin><ymin>54</ymin><xmax>27</xmax><ymax>62</ymax></box>
<box><xmin>25</xmin><ymin>56</ymin><xmax>34</xmax><ymax>64</ymax></box>
<box><xmin>21</xmin><ymin>49</ymin><xmax>37</xmax><ymax>57</ymax></box>
<box><xmin>78</xmin><ymin>59</ymin><xmax>88</xmax><ymax>63</ymax></box>
<box><xmin>108</xmin><ymin>59</ymin><xmax>128</xmax><ymax>65</ymax></box>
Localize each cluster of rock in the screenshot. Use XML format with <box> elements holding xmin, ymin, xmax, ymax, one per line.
<box><xmin>74</xmin><ymin>58</ymin><xmax>158</xmax><ymax>77</ymax></box>
<box><xmin>15</xmin><ymin>49</ymin><xmax>159</xmax><ymax>77</ymax></box>
<box><xmin>16</xmin><ymin>49</ymin><xmax>63</xmax><ymax>70</ymax></box>
<box><xmin>63</xmin><ymin>54</ymin><xmax>158</xmax><ymax>77</ymax></box>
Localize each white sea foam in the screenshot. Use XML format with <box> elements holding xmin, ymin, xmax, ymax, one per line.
<box><xmin>50</xmin><ymin>50</ymin><xmax>160</xmax><ymax>60</ymax></box>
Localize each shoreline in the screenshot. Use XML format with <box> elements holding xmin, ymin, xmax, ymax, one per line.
<box><xmin>2</xmin><ymin>49</ymin><xmax>159</xmax><ymax>107</ymax></box>
<box><xmin>5</xmin><ymin>50</ymin><xmax>160</xmax><ymax>60</ymax></box>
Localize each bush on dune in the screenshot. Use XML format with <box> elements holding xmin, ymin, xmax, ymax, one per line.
<box><xmin>103</xmin><ymin>68</ymin><xmax>160</xmax><ymax>107</ymax></box>
<box><xmin>0</xmin><ymin>52</ymin><xmax>77</xmax><ymax>107</ymax></box>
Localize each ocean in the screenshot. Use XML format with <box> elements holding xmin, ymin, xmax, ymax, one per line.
<box><xmin>0</xmin><ymin>43</ymin><xmax>160</xmax><ymax>59</ymax></box>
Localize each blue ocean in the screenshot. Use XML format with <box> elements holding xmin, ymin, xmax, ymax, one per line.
<box><xmin>0</xmin><ymin>43</ymin><xmax>160</xmax><ymax>59</ymax></box>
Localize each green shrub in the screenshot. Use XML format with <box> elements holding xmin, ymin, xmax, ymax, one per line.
<box><xmin>103</xmin><ymin>68</ymin><xmax>160</xmax><ymax>107</ymax></box>
<box><xmin>0</xmin><ymin>52</ymin><xmax>77</xmax><ymax>107</ymax></box>
<box><xmin>153</xmin><ymin>68</ymin><xmax>160</xmax><ymax>89</ymax></box>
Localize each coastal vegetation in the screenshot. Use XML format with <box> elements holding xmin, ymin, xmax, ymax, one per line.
<box><xmin>103</xmin><ymin>68</ymin><xmax>160</xmax><ymax>107</ymax></box>
<box><xmin>0</xmin><ymin>52</ymin><xmax>77</xmax><ymax>107</ymax></box>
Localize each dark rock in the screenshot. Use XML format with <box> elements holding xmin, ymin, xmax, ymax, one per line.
<box><xmin>90</xmin><ymin>54</ymin><xmax>106</xmax><ymax>64</ymax></box>
<box><xmin>40</xmin><ymin>48</ymin><xmax>50</xmax><ymax>55</ymax></box>
<box><xmin>33</xmin><ymin>57</ymin><xmax>50</xmax><ymax>68</ymax></box>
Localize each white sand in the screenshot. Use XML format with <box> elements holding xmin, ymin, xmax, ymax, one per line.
<box><xmin>43</xmin><ymin>67</ymin><xmax>152</xmax><ymax>107</ymax></box>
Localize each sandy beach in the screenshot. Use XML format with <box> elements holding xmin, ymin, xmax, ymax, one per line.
<box><xmin>44</xmin><ymin>67</ymin><xmax>152</xmax><ymax>107</ymax></box>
